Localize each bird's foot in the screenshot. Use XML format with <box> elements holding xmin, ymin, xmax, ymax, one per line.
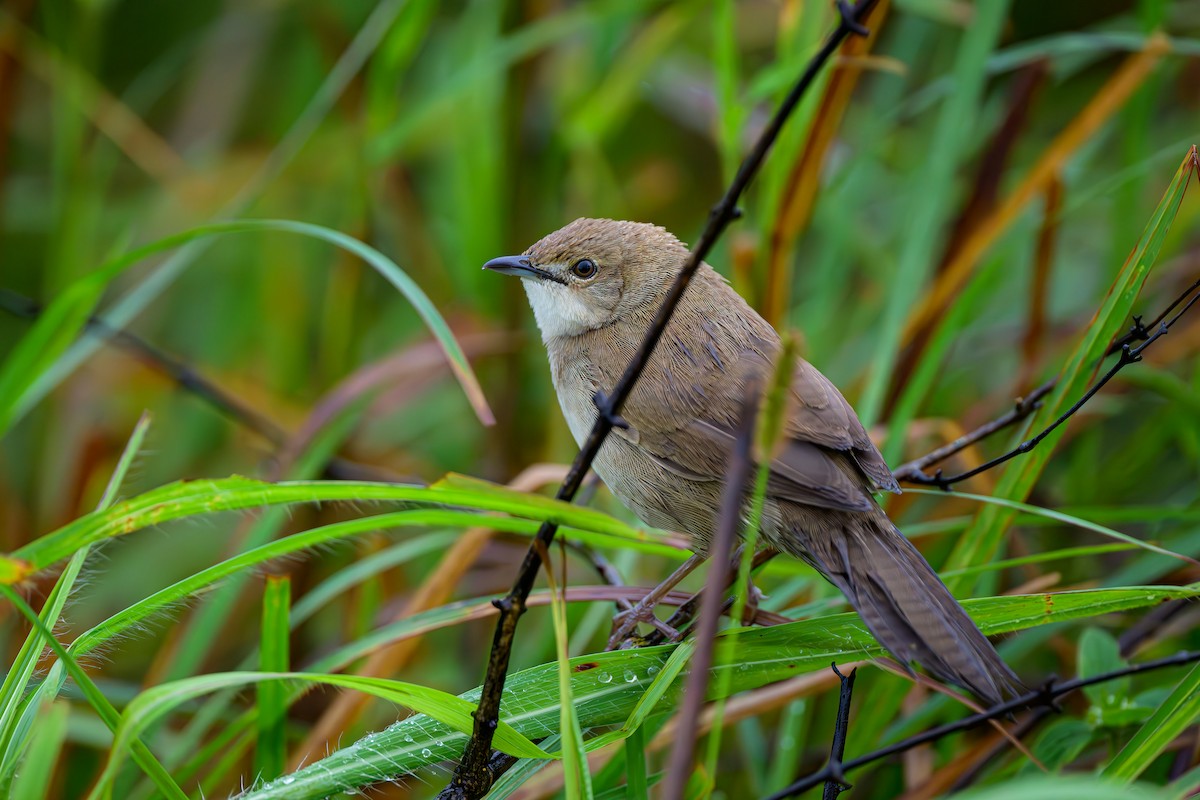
<box><xmin>737</xmin><ymin>579</ymin><xmax>766</xmax><ymax>625</ymax></box>
<box><xmin>608</xmin><ymin>553</ymin><xmax>708</xmax><ymax>648</ymax></box>
<box><xmin>608</xmin><ymin>603</ymin><xmax>680</xmax><ymax>649</ymax></box>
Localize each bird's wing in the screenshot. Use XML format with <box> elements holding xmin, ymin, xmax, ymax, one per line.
<box><xmin>615</xmin><ymin>342</ymin><xmax>895</xmax><ymax>511</ymax></box>
<box><xmin>787</xmin><ymin>359</ymin><xmax>899</xmax><ymax>494</ymax></box>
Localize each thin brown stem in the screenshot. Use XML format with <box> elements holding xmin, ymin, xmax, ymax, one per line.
<box><xmin>661</xmin><ymin>393</ymin><xmax>757</xmax><ymax>800</ymax></box>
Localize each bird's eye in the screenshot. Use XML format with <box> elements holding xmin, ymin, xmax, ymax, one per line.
<box><xmin>570</xmin><ymin>258</ymin><xmax>598</xmax><ymax>279</ymax></box>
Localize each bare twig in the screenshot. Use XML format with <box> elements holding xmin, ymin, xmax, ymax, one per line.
<box><xmin>0</xmin><ymin>287</ymin><xmax>446</xmax><ymax>484</ymax></box>
<box><xmin>945</xmin><ymin>607</ymin><xmax>1179</xmax><ymax>793</ymax></box>
<box><xmin>438</xmin><ymin>3</ymin><xmax>881</xmax><ymax>797</ymax></box>
<box><xmin>896</xmin><ymin>277</ymin><xmax>1200</xmax><ymax>489</ymax></box>
<box><xmin>662</xmin><ymin>393</ymin><xmax>757</xmax><ymax>800</ymax></box>
<box><xmin>765</xmin><ymin>650</ymin><xmax>1200</xmax><ymax>800</ymax></box>
<box><xmin>822</xmin><ymin>664</ymin><xmax>858</xmax><ymax>800</ymax></box>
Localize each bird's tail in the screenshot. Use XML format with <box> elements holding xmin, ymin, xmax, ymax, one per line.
<box><xmin>781</xmin><ymin>506</ymin><xmax>1024</xmax><ymax>707</ymax></box>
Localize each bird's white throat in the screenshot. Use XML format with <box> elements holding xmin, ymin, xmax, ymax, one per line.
<box><xmin>521</xmin><ymin>277</ymin><xmax>609</xmax><ymax>341</ymax></box>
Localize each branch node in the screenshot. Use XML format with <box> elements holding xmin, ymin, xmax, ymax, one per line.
<box><xmin>1035</xmin><ymin>675</ymin><xmax>1064</xmax><ymax>713</ymax></box>
<box><xmin>592</xmin><ymin>390</ymin><xmax>631</xmax><ymax>431</ymax></box>
<box><xmin>1129</xmin><ymin>314</ymin><xmax>1149</xmax><ymax>341</ymax></box>
<box><xmin>836</xmin><ymin>0</ymin><xmax>871</xmax><ymax>37</ymax></box>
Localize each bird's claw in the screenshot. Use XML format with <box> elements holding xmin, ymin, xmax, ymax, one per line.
<box><xmin>609</xmin><ymin>603</ymin><xmax>680</xmax><ymax>649</ymax></box>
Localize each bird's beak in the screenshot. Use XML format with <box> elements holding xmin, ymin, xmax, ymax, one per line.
<box><xmin>482</xmin><ymin>255</ymin><xmax>561</xmax><ymax>283</ymax></box>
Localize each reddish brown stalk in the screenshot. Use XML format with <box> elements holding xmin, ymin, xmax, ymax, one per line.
<box><xmin>763</xmin><ymin>0</ymin><xmax>889</xmax><ymax>329</ymax></box>
<box><xmin>1018</xmin><ymin>174</ymin><xmax>1062</xmax><ymax>392</ymax></box>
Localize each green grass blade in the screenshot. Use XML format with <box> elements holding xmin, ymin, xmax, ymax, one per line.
<box><xmin>547</xmin><ymin>554</ymin><xmax>592</xmax><ymax>800</ymax></box>
<box><xmin>0</xmin><ymin>219</ymin><xmax>493</xmax><ymax>435</ymax></box>
<box><xmin>237</xmin><ymin>584</ymin><xmax>1197</xmax><ymax>800</ymax></box>
<box><xmin>0</xmin><ymin>413</ymin><xmax>151</xmax><ymax>788</ymax></box>
<box><xmin>623</xmin><ymin>723</ymin><xmax>649</xmax><ymax>800</ymax></box>
<box><xmin>91</xmin><ymin>671</ymin><xmax>550</xmax><ymax>797</ymax></box>
<box><xmin>1</xmin><ymin>475</ymin><xmax>668</xmax><ymax>582</ymax></box>
<box><xmin>943</xmin><ymin>147</ymin><xmax>1197</xmax><ymax>592</ymax></box>
<box><xmin>8</xmin><ymin>701</ymin><xmax>68</xmax><ymax>800</ymax></box>
<box><xmin>951</xmin><ymin>774</ymin><xmax>1168</xmax><ymax>800</ymax></box>
<box><xmin>906</xmin><ymin>488</ymin><xmax>1196</xmax><ymax>569</ymax></box>
<box><xmin>1101</xmin><ymin>661</ymin><xmax>1200</xmax><ymax>782</ymax></box>
<box><xmin>20</xmin><ymin>0</ymin><xmax>409</xmax><ymax>416</ymax></box>
<box><xmin>0</xmin><ymin>587</ymin><xmax>186</xmax><ymax>800</ymax></box>
<box><xmin>160</xmin><ymin>396</ymin><xmax>364</xmax><ymax>686</ymax></box>
<box><xmin>859</xmin><ymin>0</ymin><xmax>1011</xmax><ymax>430</ymax></box>
<box><xmin>255</xmin><ymin>576</ymin><xmax>291</xmax><ymax>782</ymax></box>
<box><xmin>64</xmin><ymin>509</ymin><xmax>661</xmax><ymax>663</ymax></box>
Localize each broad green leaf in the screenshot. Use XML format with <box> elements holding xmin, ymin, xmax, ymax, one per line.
<box><xmin>1023</xmin><ymin>718</ymin><xmax>1094</xmax><ymax>774</ymax></box>
<box><xmin>1077</xmin><ymin>628</ymin><xmax>1130</xmax><ymax>713</ymax></box>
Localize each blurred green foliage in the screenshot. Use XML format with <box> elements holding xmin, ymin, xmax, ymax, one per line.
<box><xmin>2</xmin><ymin>0</ymin><xmax>1200</xmax><ymax>797</ymax></box>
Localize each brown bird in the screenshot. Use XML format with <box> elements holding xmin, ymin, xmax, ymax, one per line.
<box><xmin>484</xmin><ymin>218</ymin><xmax>1023</xmax><ymax>706</ymax></box>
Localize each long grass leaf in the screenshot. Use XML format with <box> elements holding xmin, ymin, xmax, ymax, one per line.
<box><xmin>943</xmin><ymin>145</ymin><xmax>1198</xmax><ymax>591</ymax></box>
<box><xmin>0</xmin><ymin>219</ymin><xmax>492</xmax><ymax>435</ymax></box>
<box><xmin>237</xmin><ymin>584</ymin><xmax>1197</xmax><ymax>800</ymax></box>
<box><xmin>1101</xmin><ymin>661</ymin><xmax>1200</xmax><ymax>782</ymax></box>
<box><xmin>255</xmin><ymin>577</ymin><xmax>291</xmax><ymax>781</ymax></box>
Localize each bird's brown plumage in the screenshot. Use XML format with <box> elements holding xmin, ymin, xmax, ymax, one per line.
<box><xmin>488</xmin><ymin>217</ymin><xmax>1023</xmax><ymax>706</ymax></box>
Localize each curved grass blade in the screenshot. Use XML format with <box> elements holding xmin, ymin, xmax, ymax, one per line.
<box><xmin>0</xmin><ymin>475</ymin><xmax>669</xmax><ymax>582</ymax></box>
<box><xmin>0</xmin><ymin>414</ymin><xmax>151</xmax><ymax>789</ymax></box>
<box><xmin>236</xmin><ymin>584</ymin><xmax>1198</xmax><ymax>800</ymax></box>
<box><xmin>1101</xmin><ymin>661</ymin><xmax>1200</xmax><ymax>782</ymax></box>
<box><xmin>65</xmin><ymin>509</ymin><xmax>667</xmax><ymax>661</ymax></box>
<box><xmin>91</xmin><ymin>672</ymin><xmax>551</xmax><ymax>799</ymax></box>
<box><xmin>943</xmin><ymin>146</ymin><xmax>1199</xmax><ymax>592</ymax></box>
<box><xmin>905</xmin><ymin>488</ymin><xmax>1198</xmax><ymax>568</ymax></box>
<box><xmin>0</xmin><ymin>219</ymin><xmax>493</xmax><ymax>435</ymax></box>
<box><xmin>0</xmin><ymin>587</ymin><xmax>186</xmax><ymax>800</ymax></box>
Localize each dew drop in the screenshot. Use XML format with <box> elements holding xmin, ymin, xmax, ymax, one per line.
<box><xmin>623</xmin><ymin>670</ymin><xmax>637</xmax><ymax>683</ymax></box>
<box><xmin>404</xmin><ymin>735</ymin><xmax>414</xmax><ymax>743</ymax></box>
<box><xmin>279</xmin><ymin>776</ymin><xmax>294</xmax><ymax>785</ymax></box>
<box><xmin>421</xmin><ymin>748</ymin><xmax>433</xmax><ymax>758</ymax></box>
<box><xmin>646</xmin><ymin>665</ymin><xmax>660</xmax><ymax>676</ymax></box>
<box><xmin>596</xmin><ymin>671</ymin><xmax>613</xmax><ymax>684</ymax></box>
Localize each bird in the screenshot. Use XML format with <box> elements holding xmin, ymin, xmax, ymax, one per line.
<box><xmin>483</xmin><ymin>217</ymin><xmax>1023</xmax><ymax>707</ymax></box>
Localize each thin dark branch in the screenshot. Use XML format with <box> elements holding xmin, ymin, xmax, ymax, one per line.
<box><xmin>438</xmin><ymin>3</ymin><xmax>881</xmax><ymax>797</ymax></box>
<box><xmin>662</xmin><ymin>393</ymin><xmax>757</xmax><ymax>800</ymax></box>
<box><xmin>0</xmin><ymin>288</ymin><xmax>287</xmax><ymax>447</ymax></box>
<box><xmin>822</xmin><ymin>664</ymin><xmax>857</xmax><ymax>800</ymax></box>
<box><xmin>765</xmin><ymin>650</ymin><xmax>1200</xmax><ymax>800</ymax></box>
<box><xmin>948</xmin><ymin>600</ymin><xmax>1186</xmax><ymax>793</ymax></box>
<box><xmin>898</xmin><ymin>277</ymin><xmax>1200</xmax><ymax>489</ymax></box>
<box><xmin>0</xmin><ymin>288</ymin><xmax>414</xmax><ymax>484</ymax></box>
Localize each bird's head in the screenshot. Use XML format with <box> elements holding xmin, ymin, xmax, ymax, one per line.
<box><xmin>483</xmin><ymin>218</ymin><xmax>689</xmax><ymax>341</ymax></box>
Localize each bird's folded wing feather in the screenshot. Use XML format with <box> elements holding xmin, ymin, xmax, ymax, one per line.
<box><xmin>611</xmin><ymin>330</ymin><xmax>896</xmax><ymax>511</ymax></box>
